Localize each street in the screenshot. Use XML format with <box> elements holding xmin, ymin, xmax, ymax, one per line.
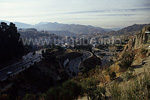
<box><xmin>67</xmin><ymin>51</ymin><xmax>93</xmax><ymax>77</ymax></box>
<box><xmin>0</xmin><ymin>50</ymin><xmax>42</xmax><ymax>81</ymax></box>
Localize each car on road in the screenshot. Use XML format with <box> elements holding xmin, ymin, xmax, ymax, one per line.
<box><xmin>6</xmin><ymin>71</ymin><xmax>12</xmax><ymax>77</ymax></box>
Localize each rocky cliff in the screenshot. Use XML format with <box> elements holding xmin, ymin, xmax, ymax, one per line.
<box><xmin>120</xmin><ymin>25</ymin><xmax>150</xmax><ymax>58</ymax></box>
<box><xmin>123</xmin><ymin>25</ymin><xmax>150</xmax><ymax>51</ymax></box>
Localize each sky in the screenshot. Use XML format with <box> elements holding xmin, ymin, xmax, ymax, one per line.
<box><xmin>0</xmin><ymin>0</ymin><xmax>150</xmax><ymax>28</ymax></box>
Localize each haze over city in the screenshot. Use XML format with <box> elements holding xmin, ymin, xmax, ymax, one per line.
<box><xmin>0</xmin><ymin>0</ymin><xmax>150</xmax><ymax>28</ymax></box>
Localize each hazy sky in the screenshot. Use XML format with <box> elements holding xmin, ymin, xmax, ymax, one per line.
<box><xmin>0</xmin><ymin>0</ymin><xmax>150</xmax><ymax>28</ymax></box>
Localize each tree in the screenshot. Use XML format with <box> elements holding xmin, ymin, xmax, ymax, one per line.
<box><xmin>0</xmin><ymin>22</ymin><xmax>25</xmax><ymax>65</ymax></box>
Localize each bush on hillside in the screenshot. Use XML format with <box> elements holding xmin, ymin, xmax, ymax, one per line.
<box><xmin>109</xmin><ymin>72</ymin><xmax>116</xmax><ymax>80</ymax></box>
<box><xmin>140</xmin><ymin>48</ymin><xmax>148</xmax><ymax>55</ymax></box>
<box><xmin>109</xmin><ymin>71</ymin><xmax>150</xmax><ymax>100</ymax></box>
<box><xmin>44</xmin><ymin>80</ymin><xmax>83</xmax><ymax>100</ymax></box>
<box><xmin>109</xmin><ymin>82</ymin><xmax>122</xmax><ymax>100</ymax></box>
<box><xmin>119</xmin><ymin>52</ymin><xmax>134</xmax><ymax>69</ymax></box>
<box><xmin>81</xmin><ymin>77</ymin><xmax>106</xmax><ymax>100</ymax></box>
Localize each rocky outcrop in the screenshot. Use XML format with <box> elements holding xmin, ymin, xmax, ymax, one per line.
<box><xmin>119</xmin><ymin>25</ymin><xmax>150</xmax><ymax>58</ymax></box>
<box><xmin>124</xmin><ymin>25</ymin><xmax>150</xmax><ymax>51</ymax></box>
<box><xmin>134</xmin><ymin>25</ymin><xmax>150</xmax><ymax>49</ymax></box>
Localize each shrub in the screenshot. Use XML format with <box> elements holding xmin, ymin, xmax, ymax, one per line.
<box><xmin>44</xmin><ymin>80</ymin><xmax>83</xmax><ymax>100</ymax></box>
<box><xmin>22</xmin><ymin>94</ymin><xmax>37</xmax><ymax>100</ymax></box>
<box><xmin>0</xmin><ymin>94</ymin><xmax>10</xmax><ymax>100</ymax></box>
<box><xmin>123</xmin><ymin>72</ymin><xmax>133</xmax><ymax>81</ymax></box>
<box><xmin>109</xmin><ymin>72</ymin><xmax>116</xmax><ymax>80</ymax></box>
<box><xmin>109</xmin><ymin>71</ymin><xmax>150</xmax><ymax>100</ymax></box>
<box><xmin>140</xmin><ymin>48</ymin><xmax>148</xmax><ymax>55</ymax></box>
<box><xmin>119</xmin><ymin>52</ymin><xmax>134</xmax><ymax>69</ymax></box>
<box><xmin>128</xmin><ymin>67</ymin><xmax>134</xmax><ymax>72</ymax></box>
<box><xmin>109</xmin><ymin>82</ymin><xmax>122</xmax><ymax>100</ymax></box>
<box><xmin>106</xmin><ymin>67</ymin><xmax>111</xmax><ymax>75</ymax></box>
<box><xmin>121</xmin><ymin>67</ymin><xmax>134</xmax><ymax>81</ymax></box>
<box><xmin>81</xmin><ymin>77</ymin><xmax>106</xmax><ymax>100</ymax></box>
<box><xmin>124</xmin><ymin>74</ymin><xmax>150</xmax><ymax>100</ymax></box>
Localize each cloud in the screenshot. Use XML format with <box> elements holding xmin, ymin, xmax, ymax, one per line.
<box><xmin>67</xmin><ymin>10</ymin><xmax>106</xmax><ymax>14</ymax></box>
<box><xmin>66</xmin><ymin>7</ymin><xmax>150</xmax><ymax>14</ymax></box>
<box><xmin>97</xmin><ymin>14</ymin><xmax>136</xmax><ymax>17</ymax></box>
<box><xmin>126</xmin><ymin>8</ymin><xmax>150</xmax><ymax>11</ymax></box>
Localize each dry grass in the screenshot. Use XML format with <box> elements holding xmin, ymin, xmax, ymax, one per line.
<box><xmin>64</xmin><ymin>49</ymin><xmax>74</xmax><ymax>54</ymax></box>
<box><xmin>108</xmin><ymin>71</ymin><xmax>150</xmax><ymax>100</ymax></box>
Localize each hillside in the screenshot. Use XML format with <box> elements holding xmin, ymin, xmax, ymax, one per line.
<box><xmin>78</xmin><ymin>25</ymin><xmax>150</xmax><ymax>100</ymax></box>
<box><xmin>121</xmin><ymin>24</ymin><xmax>150</xmax><ymax>54</ymax></box>
<box><xmin>108</xmin><ymin>24</ymin><xmax>149</xmax><ymax>35</ymax></box>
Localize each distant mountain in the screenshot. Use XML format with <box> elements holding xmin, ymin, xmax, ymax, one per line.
<box><xmin>0</xmin><ymin>21</ymin><xmax>109</xmax><ymax>35</ymax></box>
<box><xmin>110</xmin><ymin>28</ymin><xmax>121</xmax><ymax>31</ymax></box>
<box><xmin>0</xmin><ymin>20</ymin><xmax>10</xmax><ymax>24</ymax></box>
<box><xmin>0</xmin><ymin>20</ymin><xmax>32</xmax><ymax>28</ymax></box>
<box><xmin>1</xmin><ymin>20</ymin><xmax>148</xmax><ymax>36</ymax></box>
<box><xmin>34</xmin><ymin>22</ymin><xmax>107</xmax><ymax>34</ymax></box>
<box><xmin>14</xmin><ymin>22</ymin><xmax>33</xmax><ymax>28</ymax></box>
<box><xmin>48</xmin><ymin>31</ymin><xmax>76</xmax><ymax>37</ymax></box>
<box><xmin>108</xmin><ymin>24</ymin><xmax>149</xmax><ymax>35</ymax></box>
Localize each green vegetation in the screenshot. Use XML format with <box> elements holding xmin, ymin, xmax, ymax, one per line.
<box><xmin>119</xmin><ymin>52</ymin><xmax>134</xmax><ymax>69</ymax></box>
<box><xmin>121</xmin><ymin>67</ymin><xmax>135</xmax><ymax>81</ymax></box>
<box><xmin>22</xmin><ymin>94</ymin><xmax>40</xmax><ymax>100</ymax></box>
<box><xmin>109</xmin><ymin>72</ymin><xmax>150</xmax><ymax>100</ymax></box>
<box><xmin>44</xmin><ymin>80</ymin><xmax>83</xmax><ymax>100</ymax></box>
<box><xmin>74</xmin><ymin>45</ymin><xmax>92</xmax><ymax>52</ymax></box>
<box><xmin>109</xmin><ymin>82</ymin><xmax>122</xmax><ymax>100</ymax></box>
<box><xmin>0</xmin><ymin>22</ymin><xmax>25</xmax><ymax>65</ymax></box>
<box><xmin>106</xmin><ymin>68</ymin><xmax>116</xmax><ymax>80</ymax></box>
<box><xmin>80</xmin><ymin>56</ymin><xmax>102</xmax><ymax>75</ymax></box>
<box><xmin>140</xmin><ymin>48</ymin><xmax>148</xmax><ymax>55</ymax></box>
<box><xmin>109</xmin><ymin>71</ymin><xmax>116</xmax><ymax>80</ymax></box>
<box><xmin>97</xmin><ymin>44</ymin><xmax>109</xmax><ymax>50</ymax></box>
<box><xmin>42</xmin><ymin>76</ymin><xmax>106</xmax><ymax>100</ymax></box>
<box><xmin>123</xmin><ymin>71</ymin><xmax>133</xmax><ymax>81</ymax></box>
<box><xmin>81</xmin><ymin>77</ymin><xmax>106</xmax><ymax>100</ymax></box>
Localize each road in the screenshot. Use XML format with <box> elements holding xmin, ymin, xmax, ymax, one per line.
<box><xmin>67</xmin><ymin>51</ymin><xmax>93</xmax><ymax>77</ymax></box>
<box><xmin>0</xmin><ymin>50</ymin><xmax>42</xmax><ymax>81</ymax></box>
<box><xmin>0</xmin><ymin>49</ymin><xmax>92</xmax><ymax>80</ymax></box>
<box><xmin>95</xmin><ymin>51</ymin><xmax>114</xmax><ymax>66</ymax></box>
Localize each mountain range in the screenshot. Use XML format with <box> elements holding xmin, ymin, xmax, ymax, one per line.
<box><xmin>0</xmin><ymin>20</ymin><xmax>111</xmax><ymax>35</ymax></box>
<box><xmin>108</xmin><ymin>24</ymin><xmax>149</xmax><ymax>35</ymax></box>
<box><xmin>0</xmin><ymin>20</ymin><xmax>149</xmax><ymax>36</ymax></box>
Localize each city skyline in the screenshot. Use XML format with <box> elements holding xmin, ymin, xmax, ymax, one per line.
<box><xmin>0</xmin><ymin>0</ymin><xmax>150</xmax><ymax>28</ymax></box>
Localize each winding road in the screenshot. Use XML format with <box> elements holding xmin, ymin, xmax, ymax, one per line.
<box><xmin>67</xmin><ymin>51</ymin><xmax>93</xmax><ymax>77</ymax></box>
<box><xmin>0</xmin><ymin>50</ymin><xmax>43</xmax><ymax>81</ymax></box>
<box><xmin>95</xmin><ymin>51</ymin><xmax>114</xmax><ymax>66</ymax></box>
<box><xmin>0</xmin><ymin>49</ymin><xmax>92</xmax><ymax>80</ymax></box>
